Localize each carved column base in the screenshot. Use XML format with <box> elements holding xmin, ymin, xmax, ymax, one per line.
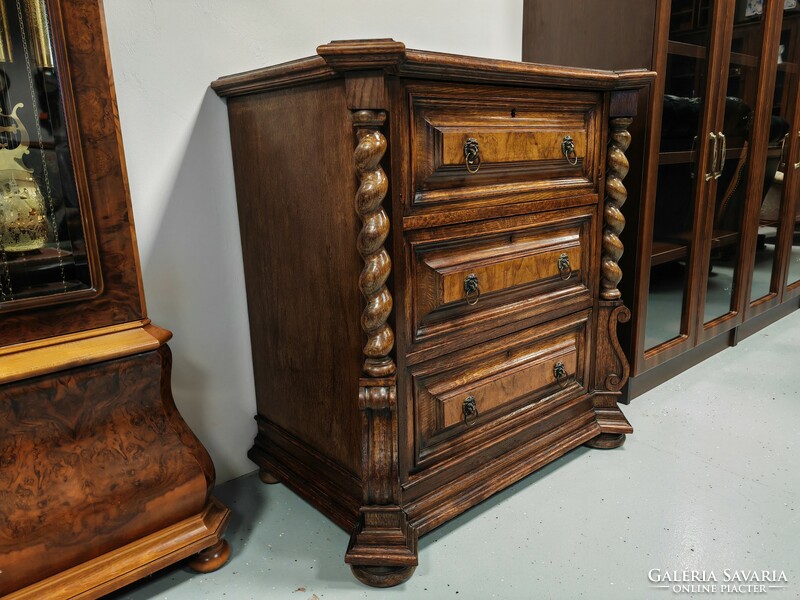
<box><xmin>585</xmin><ymin>433</ymin><xmax>627</xmax><ymax>449</ymax></box>
<box><xmin>345</xmin><ymin>506</ymin><xmax>419</xmax><ymax>588</ymax></box>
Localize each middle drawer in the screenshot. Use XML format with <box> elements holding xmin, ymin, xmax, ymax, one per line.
<box><xmin>405</xmin><ymin>205</ymin><xmax>596</xmax><ymax>353</ymax></box>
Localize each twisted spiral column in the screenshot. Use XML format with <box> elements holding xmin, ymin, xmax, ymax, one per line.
<box><xmin>353</xmin><ymin>109</ymin><xmax>395</xmax><ymax>377</ymax></box>
<box><xmin>600</xmin><ymin>117</ymin><xmax>633</xmax><ymax>301</ymax></box>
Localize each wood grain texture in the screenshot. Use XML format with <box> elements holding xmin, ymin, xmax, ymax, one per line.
<box><xmin>409</xmin><ymin>84</ymin><xmax>601</xmax><ymax>211</ymax></box>
<box><xmin>405</xmin><ymin>207</ymin><xmax>596</xmax><ymax>360</ymax></box>
<box><xmin>227</xmin><ymin>80</ymin><xmax>364</xmax><ymax>477</ymax></box>
<box><xmin>214</xmin><ymin>39</ymin><xmax>655</xmax><ymax>96</ymax></box>
<box><xmin>0</xmin><ymin>321</ymin><xmax>170</xmax><ymax>384</ymax></box>
<box><xmin>7</xmin><ymin>497</ymin><xmax>230</xmax><ymax>600</ymax></box>
<box><xmin>600</xmin><ymin>117</ymin><xmax>632</xmax><ymax>300</ymax></box>
<box><xmin>0</xmin><ymin>348</ymin><xmax>213</xmax><ymax>595</ymax></box>
<box><xmin>216</xmin><ymin>39</ymin><xmax>648</xmax><ymax>586</ymax></box>
<box><xmin>353</xmin><ymin>110</ymin><xmax>396</xmax><ymax>377</ymax></box>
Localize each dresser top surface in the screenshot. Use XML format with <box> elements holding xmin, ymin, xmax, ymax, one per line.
<box><xmin>212</xmin><ymin>38</ymin><xmax>654</xmax><ymax>98</ymax></box>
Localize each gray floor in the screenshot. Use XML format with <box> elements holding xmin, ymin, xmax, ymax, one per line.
<box><xmin>110</xmin><ymin>310</ymin><xmax>800</xmax><ymax>600</ymax></box>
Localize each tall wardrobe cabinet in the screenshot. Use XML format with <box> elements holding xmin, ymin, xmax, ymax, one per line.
<box><xmin>524</xmin><ymin>0</ymin><xmax>800</xmax><ymax>397</ymax></box>
<box><xmin>0</xmin><ymin>1</ymin><xmax>230</xmax><ymax>597</ymax></box>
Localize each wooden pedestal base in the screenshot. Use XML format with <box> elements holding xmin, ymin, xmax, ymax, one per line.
<box><xmin>0</xmin><ymin>346</ymin><xmax>231</xmax><ymax>597</ymax></box>
<box><xmin>8</xmin><ymin>498</ymin><xmax>231</xmax><ymax>600</ymax></box>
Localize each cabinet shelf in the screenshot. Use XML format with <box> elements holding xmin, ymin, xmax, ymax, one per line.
<box><xmin>668</xmin><ymin>39</ymin><xmax>707</xmax><ymax>59</ymax></box>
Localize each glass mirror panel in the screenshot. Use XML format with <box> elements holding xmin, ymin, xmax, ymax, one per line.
<box><xmin>703</xmin><ymin>9</ymin><xmax>768</xmax><ymax>323</ymax></box>
<box><xmin>752</xmin><ymin>14</ymin><xmax>799</xmax><ymax>302</ymax></box>
<box><xmin>0</xmin><ymin>0</ymin><xmax>91</xmax><ymax>308</ymax></box>
<box><xmin>645</xmin><ymin>0</ymin><xmax>714</xmax><ymax>350</ymax></box>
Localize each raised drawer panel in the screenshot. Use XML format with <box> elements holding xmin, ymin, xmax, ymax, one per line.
<box><xmin>409</xmin><ymin>311</ymin><xmax>590</xmax><ymax>468</ymax></box>
<box><xmin>408</xmin><ymin>206</ymin><xmax>595</xmax><ymax>349</ymax></box>
<box><xmin>409</xmin><ymin>84</ymin><xmax>602</xmax><ymax>211</ymax></box>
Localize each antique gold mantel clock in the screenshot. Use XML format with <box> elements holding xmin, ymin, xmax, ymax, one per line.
<box><xmin>0</xmin><ymin>0</ymin><xmax>230</xmax><ymax>597</ymax></box>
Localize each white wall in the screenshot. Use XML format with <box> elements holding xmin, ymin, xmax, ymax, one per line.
<box><xmin>102</xmin><ymin>0</ymin><xmax>523</xmax><ymax>483</ymax></box>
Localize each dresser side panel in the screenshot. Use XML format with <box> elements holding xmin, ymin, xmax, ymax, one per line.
<box><xmin>227</xmin><ymin>81</ymin><xmax>363</xmax><ymax>477</ymax></box>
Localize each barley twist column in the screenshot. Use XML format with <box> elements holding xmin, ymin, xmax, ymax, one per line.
<box><xmin>600</xmin><ymin>117</ymin><xmax>632</xmax><ymax>301</ymax></box>
<box><xmin>353</xmin><ymin>109</ymin><xmax>395</xmax><ymax>377</ymax></box>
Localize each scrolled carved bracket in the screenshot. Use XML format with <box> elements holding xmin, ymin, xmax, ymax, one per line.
<box><xmin>603</xmin><ymin>304</ymin><xmax>631</xmax><ymax>392</ymax></box>
<box><xmin>353</xmin><ymin>109</ymin><xmax>395</xmax><ymax>378</ymax></box>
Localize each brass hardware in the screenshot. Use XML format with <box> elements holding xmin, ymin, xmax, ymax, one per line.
<box><xmin>464</xmin><ymin>273</ymin><xmax>480</xmax><ymax>305</ymax></box>
<box><xmin>779</xmin><ymin>133</ymin><xmax>788</xmax><ymax>169</ymax></box>
<box><xmin>553</xmin><ymin>361</ymin><xmax>569</xmax><ymax>388</ymax></box>
<box><xmin>462</xmin><ymin>395</ymin><xmax>478</xmax><ymax>426</ymax></box>
<box><xmin>715</xmin><ymin>132</ymin><xmax>726</xmax><ymax>179</ymax></box>
<box><xmin>794</xmin><ymin>131</ymin><xmax>800</xmax><ymax>170</ymax></box>
<box><xmin>705</xmin><ymin>132</ymin><xmax>718</xmax><ymax>182</ymax></box>
<box><xmin>561</xmin><ymin>135</ymin><xmax>578</xmax><ymax>166</ymax></box>
<box><xmin>557</xmin><ymin>253</ymin><xmax>572</xmax><ymax>280</ymax></box>
<box><xmin>464</xmin><ymin>138</ymin><xmax>481</xmax><ymax>174</ymax></box>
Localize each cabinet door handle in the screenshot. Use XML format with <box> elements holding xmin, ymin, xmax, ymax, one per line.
<box><xmin>464</xmin><ymin>138</ymin><xmax>481</xmax><ymax>174</ymax></box>
<box><xmin>554</xmin><ymin>361</ymin><xmax>569</xmax><ymax>388</ymax></box>
<box><xmin>462</xmin><ymin>395</ymin><xmax>478</xmax><ymax>426</ymax></box>
<box><xmin>794</xmin><ymin>131</ymin><xmax>800</xmax><ymax>170</ymax></box>
<box><xmin>562</xmin><ymin>135</ymin><xmax>578</xmax><ymax>166</ymax></box>
<box><xmin>715</xmin><ymin>132</ymin><xmax>726</xmax><ymax>179</ymax></box>
<box><xmin>705</xmin><ymin>132</ymin><xmax>718</xmax><ymax>182</ymax></box>
<box><xmin>464</xmin><ymin>273</ymin><xmax>480</xmax><ymax>305</ymax></box>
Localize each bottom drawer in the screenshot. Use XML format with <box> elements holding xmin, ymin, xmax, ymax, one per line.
<box><xmin>409</xmin><ymin>310</ymin><xmax>591</xmax><ymax>469</ymax></box>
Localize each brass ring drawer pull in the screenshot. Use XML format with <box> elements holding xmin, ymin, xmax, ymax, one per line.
<box><xmin>554</xmin><ymin>361</ymin><xmax>569</xmax><ymax>388</ymax></box>
<box><xmin>462</xmin><ymin>395</ymin><xmax>478</xmax><ymax>426</ymax></box>
<box><xmin>558</xmin><ymin>253</ymin><xmax>572</xmax><ymax>280</ymax></box>
<box><xmin>464</xmin><ymin>138</ymin><xmax>481</xmax><ymax>174</ymax></box>
<box><xmin>561</xmin><ymin>135</ymin><xmax>578</xmax><ymax>166</ymax></box>
<box><xmin>464</xmin><ymin>273</ymin><xmax>480</xmax><ymax>305</ymax></box>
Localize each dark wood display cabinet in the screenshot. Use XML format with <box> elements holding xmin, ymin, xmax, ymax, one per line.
<box><xmin>213</xmin><ymin>39</ymin><xmax>652</xmax><ymax>586</ymax></box>
<box><xmin>0</xmin><ymin>1</ymin><xmax>230</xmax><ymax>597</ymax></box>
<box><xmin>524</xmin><ymin>0</ymin><xmax>800</xmax><ymax>399</ymax></box>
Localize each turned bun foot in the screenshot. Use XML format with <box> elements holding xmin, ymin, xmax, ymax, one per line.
<box><xmin>350</xmin><ymin>564</ymin><xmax>416</xmax><ymax>587</ymax></box>
<box><xmin>187</xmin><ymin>539</ymin><xmax>231</xmax><ymax>573</ymax></box>
<box><xmin>258</xmin><ymin>468</ymin><xmax>280</xmax><ymax>484</ymax></box>
<box><xmin>585</xmin><ymin>433</ymin><xmax>626</xmax><ymax>449</ymax></box>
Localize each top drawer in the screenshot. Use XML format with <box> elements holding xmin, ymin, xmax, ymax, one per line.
<box><xmin>409</xmin><ymin>84</ymin><xmax>602</xmax><ymax>212</ymax></box>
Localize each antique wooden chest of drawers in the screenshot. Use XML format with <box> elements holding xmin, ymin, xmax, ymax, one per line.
<box><xmin>213</xmin><ymin>40</ymin><xmax>653</xmax><ymax>587</ymax></box>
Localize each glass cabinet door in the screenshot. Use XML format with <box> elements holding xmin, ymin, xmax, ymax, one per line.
<box><xmin>780</xmin><ymin>13</ymin><xmax>800</xmax><ymax>296</ymax></box>
<box><xmin>700</xmin><ymin>4</ymin><xmax>772</xmax><ymax>327</ymax></box>
<box><xmin>0</xmin><ymin>0</ymin><xmax>96</xmax><ymax>311</ymax></box>
<box><xmin>750</xmin><ymin>10</ymin><xmax>800</xmax><ymax>306</ymax></box>
<box><xmin>644</xmin><ymin>0</ymin><xmax>717</xmax><ymax>352</ymax></box>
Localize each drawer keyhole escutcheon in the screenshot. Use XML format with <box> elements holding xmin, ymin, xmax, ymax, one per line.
<box><xmin>561</xmin><ymin>135</ymin><xmax>578</xmax><ymax>166</ymax></box>
<box><xmin>553</xmin><ymin>362</ymin><xmax>569</xmax><ymax>388</ymax></box>
<box><xmin>464</xmin><ymin>137</ymin><xmax>481</xmax><ymax>174</ymax></box>
<box><xmin>464</xmin><ymin>273</ymin><xmax>480</xmax><ymax>305</ymax></box>
<box><xmin>558</xmin><ymin>253</ymin><xmax>572</xmax><ymax>280</ymax></box>
<box><xmin>462</xmin><ymin>395</ymin><xmax>478</xmax><ymax>426</ymax></box>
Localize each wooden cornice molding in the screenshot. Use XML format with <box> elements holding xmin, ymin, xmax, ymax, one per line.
<box><xmin>212</xmin><ymin>38</ymin><xmax>655</xmax><ymax>98</ymax></box>
<box><xmin>0</xmin><ymin>320</ymin><xmax>172</xmax><ymax>384</ymax></box>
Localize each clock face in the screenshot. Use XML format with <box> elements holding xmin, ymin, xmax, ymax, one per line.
<box><xmin>0</xmin><ymin>0</ymin><xmax>95</xmax><ymax>310</ymax></box>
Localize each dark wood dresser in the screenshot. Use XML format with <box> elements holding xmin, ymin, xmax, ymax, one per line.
<box><xmin>213</xmin><ymin>39</ymin><xmax>653</xmax><ymax>587</ymax></box>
